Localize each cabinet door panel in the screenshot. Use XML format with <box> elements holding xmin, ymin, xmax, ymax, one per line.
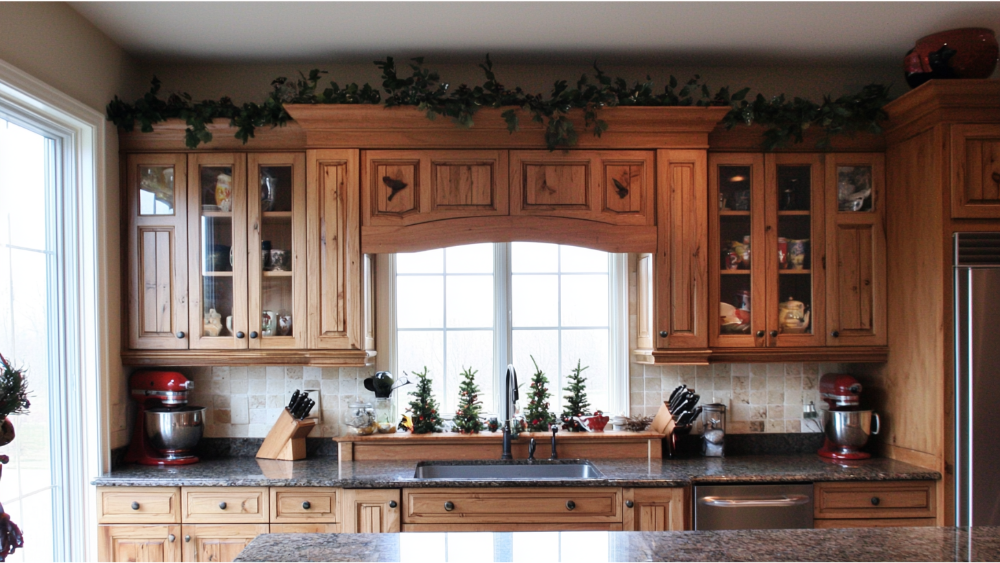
<box><xmin>825</xmin><ymin>154</ymin><xmax>886</xmax><ymax>346</ymax></box>
<box><xmin>308</xmin><ymin>150</ymin><xmax>363</xmax><ymax>350</ymax></box>
<box><xmin>99</xmin><ymin>524</ymin><xmax>181</xmax><ymax>562</ymax></box>
<box><xmin>656</xmin><ymin>151</ymin><xmax>708</xmax><ymax>349</ymax></box>
<box><xmin>623</xmin><ymin>488</ymin><xmax>687</xmax><ymax>532</ymax></box>
<box><xmin>342</xmin><ymin>489</ymin><xmax>400</xmax><ymax>533</ymax></box>
<box><xmin>636</xmin><ymin>253</ymin><xmax>655</xmax><ymax>350</ymax></box>
<box><xmin>127</xmin><ymin>154</ymin><xmax>188</xmax><ymax>349</ymax></box>
<box><xmin>187</xmin><ymin>153</ymin><xmax>249</xmax><ymax>350</ymax></box>
<box><xmin>182</xmin><ymin>524</ymin><xmax>269</xmax><ymax>563</ymax></box>
<box><xmin>951</xmin><ymin>124</ymin><xmax>1000</xmax><ymax>218</ymax></box>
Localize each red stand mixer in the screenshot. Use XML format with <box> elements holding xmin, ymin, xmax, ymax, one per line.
<box><xmin>125</xmin><ymin>371</ymin><xmax>205</xmax><ymax>466</ymax></box>
<box><xmin>818</xmin><ymin>373</ymin><xmax>881</xmax><ymax>460</ymax></box>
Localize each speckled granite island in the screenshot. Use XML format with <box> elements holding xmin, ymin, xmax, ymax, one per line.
<box><xmin>233</xmin><ymin>527</ymin><xmax>1000</xmax><ymax>562</ymax></box>
<box><xmin>93</xmin><ymin>454</ymin><xmax>940</xmax><ymax>488</ymax></box>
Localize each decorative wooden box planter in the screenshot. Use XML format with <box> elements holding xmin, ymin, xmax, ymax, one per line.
<box><xmin>333</xmin><ymin>430</ymin><xmax>665</xmax><ymax>461</ymax></box>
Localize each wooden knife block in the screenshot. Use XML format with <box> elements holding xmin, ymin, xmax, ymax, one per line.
<box><xmin>256</xmin><ymin>409</ymin><xmax>316</xmax><ymax>461</ymax></box>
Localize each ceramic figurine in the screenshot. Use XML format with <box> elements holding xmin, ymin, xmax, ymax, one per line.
<box><xmin>204</xmin><ymin>308</ymin><xmax>222</xmax><ymax>337</ymax></box>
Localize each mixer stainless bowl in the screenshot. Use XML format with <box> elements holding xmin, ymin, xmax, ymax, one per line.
<box><xmin>145</xmin><ymin>406</ymin><xmax>206</xmax><ymax>456</ymax></box>
<box><xmin>822</xmin><ymin>409</ymin><xmax>880</xmax><ymax>450</ymax></box>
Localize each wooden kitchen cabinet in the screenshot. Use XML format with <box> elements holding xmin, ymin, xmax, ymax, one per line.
<box><xmin>341</xmin><ymin>489</ymin><xmax>401</xmax><ymax>533</ymax></box>
<box><xmin>181</xmin><ymin>524</ymin><xmax>269</xmax><ymax>562</ymax></box>
<box><xmin>98</xmin><ymin>524</ymin><xmax>182</xmax><ymax>562</ymax></box>
<box><xmin>307</xmin><ymin>149</ymin><xmax>365</xmax><ymax>350</ymax></box>
<box><xmin>181</xmin><ymin>486</ymin><xmax>269</xmax><ymax>524</ymax></box>
<box><xmin>950</xmin><ymin>124</ymin><xmax>1000</xmax><ymax>218</ymax></box>
<box><xmin>813</xmin><ymin>481</ymin><xmax>936</xmax><ymax>528</ymax></box>
<box><xmin>510</xmin><ymin>150</ymin><xmax>655</xmax><ymax>226</ymax></box>
<box><xmin>824</xmin><ymin>153</ymin><xmax>886</xmax><ymax>346</ymax></box>
<box><xmin>269</xmin><ymin>487</ymin><xmax>340</xmax><ymax>524</ymax></box>
<box><xmin>98</xmin><ymin>486</ymin><xmax>181</xmax><ymax>524</ymax></box>
<box><xmin>362</xmin><ymin>150</ymin><xmax>508</xmax><ymax>226</ymax></box>
<box><xmin>401</xmin><ymin>487</ymin><xmax>622</xmax><ymax>528</ymax></box>
<box><xmin>126</xmin><ymin>154</ymin><xmax>189</xmax><ymax>350</ymax></box>
<box><xmin>623</xmin><ymin>487</ymin><xmax>687</xmax><ymax>531</ymax></box>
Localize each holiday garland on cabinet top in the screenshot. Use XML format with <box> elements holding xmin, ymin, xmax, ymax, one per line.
<box><xmin>106</xmin><ymin>56</ymin><xmax>891</xmax><ymax>151</ymax></box>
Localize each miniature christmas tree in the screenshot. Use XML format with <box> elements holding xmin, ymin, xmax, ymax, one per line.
<box><xmin>452</xmin><ymin>366</ymin><xmax>485</xmax><ymax>434</ymax></box>
<box><xmin>560</xmin><ymin>359</ymin><xmax>591</xmax><ymax>432</ymax></box>
<box><xmin>406</xmin><ymin>367</ymin><xmax>442</xmax><ymax>434</ymax></box>
<box><xmin>524</xmin><ymin>355</ymin><xmax>556</xmax><ymax>431</ymax></box>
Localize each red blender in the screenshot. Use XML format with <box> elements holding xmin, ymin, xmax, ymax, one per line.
<box><xmin>124</xmin><ymin>371</ymin><xmax>205</xmax><ymax>466</ymax></box>
<box><xmin>818</xmin><ymin>373</ymin><xmax>881</xmax><ymax>460</ymax></box>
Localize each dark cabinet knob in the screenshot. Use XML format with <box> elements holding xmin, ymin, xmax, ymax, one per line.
<box><xmin>185</xmin><ymin>535</ymin><xmax>191</xmax><ymax>543</ymax></box>
<box><xmin>625</xmin><ymin>500</ymin><xmax>634</xmax><ymax>508</ymax></box>
<box><xmin>302</xmin><ymin>501</ymin><xmax>311</xmax><ymax>510</ymax></box>
<box><xmin>131</xmin><ymin>501</ymin><xmax>140</xmax><ymax>510</ymax></box>
<box><xmin>236</xmin><ymin>332</ymin><xmax>245</xmax><ymax>339</ymax></box>
<box><xmin>770</xmin><ymin>330</ymin><xmax>778</xmax><ymax>338</ymax></box>
<box><xmin>168</xmin><ymin>534</ymin><xmax>175</xmax><ymax>543</ymax></box>
<box><xmin>659</xmin><ymin>331</ymin><xmax>668</xmax><ymax>338</ymax></box>
<box><xmin>831</xmin><ymin>330</ymin><xmax>840</xmax><ymax>338</ymax></box>
<box><xmin>389</xmin><ymin>501</ymin><xmax>398</xmax><ymax>508</ymax></box>
<box><xmin>444</xmin><ymin>501</ymin><xmax>455</xmax><ymax>511</ymax></box>
<box><xmin>871</xmin><ymin>497</ymin><xmax>880</xmax><ymax>506</ymax></box>
<box><xmin>219</xmin><ymin>502</ymin><xmax>227</xmax><ymax>510</ymax></box>
<box><xmin>756</xmin><ymin>330</ymin><xmax>765</xmax><ymax>338</ymax></box>
<box><xmin>566</xmin><ymin>500</ymin><xmax>576</xmax><ymax>510</ymax></box>
<box><xmin>250</xmin><ymin>331</ymin><xmax>258</xmax><ymax>339</ymax></box>
<box><xmin>175</xmin><ymin>332</ymin><xmax>185</xmax><ymax>339</ymax></box>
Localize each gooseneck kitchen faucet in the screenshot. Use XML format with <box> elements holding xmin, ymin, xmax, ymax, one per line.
<box><xmin>501</xmin><ymin>364</ymin><xmax>518</xmax><ymax>460</ymax></box>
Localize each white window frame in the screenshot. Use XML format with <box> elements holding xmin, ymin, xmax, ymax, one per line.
<box><xmin>0</xmin><ymin>57</ymin><xmax>108</xmax><ymax>561</ymax></box>
<box><xmin>375</xmin><ymin>242</ymin><xmax>629</xmax><ymax>418</ymax></box>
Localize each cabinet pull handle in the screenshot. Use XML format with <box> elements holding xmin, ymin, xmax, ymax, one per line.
<box><xmin>185</xmin><ymin>535</ymin><xmax>191</xmax><ymax>543</ymax></box>
<box><xmin>175</xmin><ymin>332</ymin><xmax>185</xmax><ymax>339</ymax></box>
<box><xmin>168</xmin><ymin>534</ymin><xmax>175</xmax><ymax>543</ymax></box>
<box><xmin>236</xmin><ymin>332</ymin><xmax>245</xmax><ymax>339</ymax></box>
<box><xmin>831</xmin><ymin>330</ymin><xmax>840</xmax><ymax>338</ymax></box>
<box><xmin>755</xmin><ymin>330</ymin><xmax>765</xmax><ymax>338</ymax></box>
<box><xmin>389</xmin><ymin>501</ymin><xmax>398</xmax><ymax>508</ymax></box>
<box><xmin>659</xmin><ymin>330</ymin><xmax>668</xmax><ymax>338</ymax></box>
<box><xmin>131</xmin><ymin>501</ymin><xmax>140</xmax><ymax>510</ymax></box>
<box><xmin>444</xmin><ymin>501</ymin><xmax>454</xmax><ymax>511</ymax></box>
<box><xmin>302</xmin><ymin>501</ymin><xmax>311</xmax><ymax>510</ymax></box>
<box><xmin>219</xmin><ymin>502</ymin><xmax>227</xmax><ymax>510</ymax></box>
<box><xmin>993</xmin><ymin>172</ymin><xmax>1000</xmax><ymax>185</ymax></box>
<box><xmin>625</xmin><ymin>500</ymin><xmax>634</xmax><ymax>508</ymax></box>
<box><xmin>871</xmin><ymin>497</ymin><xmax>880</xmax><ymax>506</ymax></box>
<box><xmin>769</xmin><ymin>330</ymin><xmax>778</xmax><ymax>338</ymax></box>
<box><xmin>566</xmin><ymin>500</ymin><xmax>576</xmax><ymax>511</ymax></box>
<box><xmin>250</xmin><ymin>331</ymin><xmax>258</xmax><ymax>339</ymax></box>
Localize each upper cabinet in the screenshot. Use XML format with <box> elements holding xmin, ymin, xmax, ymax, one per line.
<box><xmin>126</xmin><ymin>154</ymin><xmax>189</xmax><ymax>350</ymax></box>
<box><xmin>510</xmin><ymin>150</ymin><xmax>654</xmax><ymax>226</ymax></box>
<box><xmin>362</xmin><ymin>150</ymin><xmax>508</xmax><ymax>226</ymax></box>
<box><xmin>825</xmin><ymin>153</ymin><xmax>886</xmax><ymax>346</ymax></box>
<box><xmin>951</xmin><ymin>124</ymin><xmax>1000</xmax><ymax>219</ymax></box>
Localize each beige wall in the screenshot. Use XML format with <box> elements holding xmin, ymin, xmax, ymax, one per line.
<box><xmin>139</xmin><ymin>60</ymin><xmax>903</xmax><ymax>107</ymax></box>
<box><xmin>0</xmin><ymin>2</ymin><xmax>142</xmax><ymax>450</ymax></box>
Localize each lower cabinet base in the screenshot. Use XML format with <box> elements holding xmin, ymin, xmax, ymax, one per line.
<box><xmin>814</xmin><ymin>518</ymin><xmax>937</xmax><ymax>529</ymax></box>
<box><xmin>402</xmin><ymin>523</ymin><xmax>624</xmax><ymax>532</ymax></box>
<box><xmin>270</xmin><ymin>523</ymin><xmax>342</xmax><ymax>533</ymax></box>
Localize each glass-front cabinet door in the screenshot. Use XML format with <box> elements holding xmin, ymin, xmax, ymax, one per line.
<box><xmin>127</xmin><ymin>154</ymin><xmax>189</xmax><ymax>349</ymax></box>
<box><xmin>764</xmin><ymin>154</ymin><xmax>825</xmax><ymax>347</ymax></box>
<box><xmin>710</xmin><ymin>154</ymin><xmax>765</xmax><ymax>348</ymax></box>
<box><xmin>187</xmin><ymin>153</ymin><xmax>249</xmax><ymax>349</ymax></box>
<box><xmin>248</xmin><ymin>153</ymin><xmax>307</xmax><ymax>349</ymax></box>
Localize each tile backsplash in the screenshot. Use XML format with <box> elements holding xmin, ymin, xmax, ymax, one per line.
<box><xmin>182</xmin><ymin>361</ymin><xmax>835</xmax><ymax>439</ymax></box>
<box><xmin>629</xmin><ymin>362</ymin><xmax>840</xmax><ymax>434</ymax></box>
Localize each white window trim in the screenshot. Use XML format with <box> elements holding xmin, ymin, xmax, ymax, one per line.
<box><xmin>0</xmin><ymin>57</ymin><xmax>108</xmax><ymax>561</ymax></box>
<box><xmin>374</xmin><ymin>243</ymin><xmax>629</xmax><ymax>420</ymax></box>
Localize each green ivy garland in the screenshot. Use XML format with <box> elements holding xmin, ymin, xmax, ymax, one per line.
<box><xmin>106</xmin><ymin>56</ymin><xmax>891</xmax><ymax>151</ymax></box>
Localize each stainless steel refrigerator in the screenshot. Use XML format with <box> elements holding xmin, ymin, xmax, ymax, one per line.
<box><xmin>955</xmin><ymin>232</ymin><xmax>1000</xmax><ymax>526</ymax></box>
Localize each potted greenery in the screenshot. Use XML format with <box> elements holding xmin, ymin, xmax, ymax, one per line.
<box><xmin>0</xmin><ymin>354</ymin><xmax>29</xmax><ymax>560</ymax></box>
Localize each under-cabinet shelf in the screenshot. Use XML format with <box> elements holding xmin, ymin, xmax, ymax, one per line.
<box><xmin>262</xmin><ymin>271</ymin><xmax>293</xmax><ymax>277</ymax></box>
<box><xmin>202</xmin><ymin>271</ymin><xmax>234</xmax><ymax>277</ymax></box>
<box><xmin>201</xmin><ymin>211</ymin><xmax>233</xmax><ymax>218</ymax></box>
<box><xmin>777</xmin><ymin>210</ymin><xmax>811</xmax><ymax>216</ymax></box>
<box><xmin>720</xmin><ymin>270</ymin><xmax>751</xmax><ymax>275</ymax></box>
<box><xmin>779</xmin><ymin>269</ymin><xmax>811</xmax><ymax>275</ymax></box>
<box><xmin>719</xmin><ymin>210</ymin><xmax>750</xmax><ymax>216</ymax></box>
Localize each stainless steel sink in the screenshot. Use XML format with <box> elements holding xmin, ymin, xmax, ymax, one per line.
<box><xmin>413</xmin><ymin>460</ymin><xmax>604</xmax><ymax>480</ymax></box>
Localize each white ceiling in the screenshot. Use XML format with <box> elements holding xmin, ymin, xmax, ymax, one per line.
<box><xmin>70</xmin><ymin>2</ymin><xmax>1000</xmax><ymax>65</ymax></box>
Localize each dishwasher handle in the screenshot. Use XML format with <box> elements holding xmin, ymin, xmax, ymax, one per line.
<box><xmin>699</xmin><ymin>494</ymin><xmax>811</xmax><ymax>508</ymax></box>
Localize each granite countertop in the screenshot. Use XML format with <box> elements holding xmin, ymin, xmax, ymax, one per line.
<box><xmin>92</xmin><ymin>454</ymin><xmax>940</xmax><ymax>488</ymax></box>
<box><xmin>233</xmin><ymin>527</ymin><xmax>1000</xmax><ymax>562</ymax></box>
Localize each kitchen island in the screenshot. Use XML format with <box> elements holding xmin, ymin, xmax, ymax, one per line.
<box><xmin>233</xmin><ymin>526</ymin><xmax>1000</xmax><ymax>562</ymax></box>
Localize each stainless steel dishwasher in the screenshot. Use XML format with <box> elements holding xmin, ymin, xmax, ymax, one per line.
<box><xmin>694</xmin><ymin>484</ymin><xmax>813</xmax><ymax>530</ymax></box>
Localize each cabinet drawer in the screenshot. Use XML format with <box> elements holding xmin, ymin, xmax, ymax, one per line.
<box><xmin>402</xmin><ymin>487</ymin><xmax>622</xmax><ymax>524</ymax></box>
<box><xmin>98</xmin><ymin>487</ymin><xmax>180</xmax><ymax>524</ymax></box>
<box><xmin>182</xmin><ymin>487</ymin><xmax>269</xmax><ymax>523</ymax></box>
<box><xmin>814</xmin><ymin>481</ymin><xmax>936</xmax><ymax>519</ymax></box>
<box><xmin>814</xmin><ymin>517</ymin><xmax>937</xmax><ymax>529</ymax></box>
<box><xmin>270</xmin><ymin>487</ymin><xmax>340</xmax><ymax>523</ymax></box>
